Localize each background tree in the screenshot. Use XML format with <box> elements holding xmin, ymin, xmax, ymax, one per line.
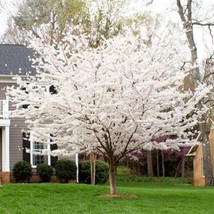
<box><xmin>3</xmin><ymin>0</ymin><xmax>86</xmax><ymax>44</ymax></box>
<box><xmin>176</xmin><ymin>0</ymin><xmax>214</xmax><ymax>186</ymax></box>
<box><xmin>2</xmin><ymin>0</ymin><xmax>133</xmax><ymax>45</ymax></box>
<box><xmin>146</xmin><ymin>150</ymin><xmax>153</xmax><ymax>177</ymax></box>
<box><xmin>0</xmin><ymin>0</ymin><xmax>21</xmax><ymax>42</ymax></box>
<box><xmin>8</xmin><ymin>25</ymin><xmax>211</xmax><ymax>194</ymax></box>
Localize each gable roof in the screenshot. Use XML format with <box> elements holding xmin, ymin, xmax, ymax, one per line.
<box><xmin>185</xmin><ymin>132</ymin><xmax>201</xmax><ymax>157</ymax></box>
<box><xmin>0</xmin><ymin>44</ymin><xmax>37</xmax><ymax>76</ymax></box>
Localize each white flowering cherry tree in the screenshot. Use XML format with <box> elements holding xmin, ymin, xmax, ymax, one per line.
<box><xmin>9</xmin><ymin>27</ymin><xmax>210</xmax><ymax>195</ymax></box>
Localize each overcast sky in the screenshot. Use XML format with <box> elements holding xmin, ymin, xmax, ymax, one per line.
<box><xmin>0</xmin><ymin>0</ymin><xmax>175</xmax><ymax>37</ymax></box>
<box><xmin>0</xmin><ymin>0</ymin><xmax>214</xmax><ymax>61</ymax></box>
<box><xmin>0</xmin><ymin>0</ymin><xmax>19</xmax><ymax>36</ymax></box>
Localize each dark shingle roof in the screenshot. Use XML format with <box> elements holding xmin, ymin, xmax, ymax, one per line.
<box><xmin>0</xmin><ymin>44</ymin><xmax>37</xmax><ymax>76</ymax></box>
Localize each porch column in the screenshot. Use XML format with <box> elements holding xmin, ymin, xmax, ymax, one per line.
<box><xmin>2</xmin><ymin>126</ymin><xmax>10</xmax><ymax>172</ymax></box>
<box><xmin>75</xmin><ymin>153</ymin><xmax>79</xmax><ymax>183</ymax></box>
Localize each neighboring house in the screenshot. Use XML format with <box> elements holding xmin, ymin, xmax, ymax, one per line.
<box><xmin>0</xmin><ymin>44</ymin><xmax>57</xmax><ymax>184</ymax></box>
<box><xmin>186</xmin><ymin>127</ymin><xmax>214</xmax><ymax>186</ymax></box>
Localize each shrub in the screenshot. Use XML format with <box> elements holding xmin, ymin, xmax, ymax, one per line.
<box><xmin>79</xmin><ymin>161</ymin><xmax>91</xmax><ymax>184</ymax></box>
<box><xmin>95</xmin><ymin>160</ymin><xmax>109</xmax><ymax>184</ymax></box>
<box><xmin>13</xmin><ymin>161</ymin><xmax>32</xmax><ymax>182</ymax></box>
<box><xmin>36</xmin><ymin>164</ymin><xmax>53</xmax><ymax>182</ymax></box>
<box><xmin>79</xmin><ymin>160</ymin><xmax>109</xmax><ymax>184</ymax></box>
<box><xmin>55</xmin><ymin>159</ymin><xmax>76</xmax><ymax>183</ymax></box>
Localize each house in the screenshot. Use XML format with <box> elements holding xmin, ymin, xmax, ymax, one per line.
<box><xmin>186</xmin><ymin>126</ymin><xmax>214</xmax><ymax>186</ymax></box>
<box><xmin>190</xmin><ymin>128</ymin><xmax>214</xmax><ymax>186</ymax></box>
<box><xmin>1</xmin><ymin>44</ymin><xmax>213</xmax><ymax>185</ymax></box>
<box><xmin>0</xmin><ymin>44</ymin><xmax>57</xmax><ymax>184</ymax></box>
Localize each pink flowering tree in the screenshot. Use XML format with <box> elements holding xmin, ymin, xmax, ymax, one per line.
<box><xmin>8</xmin><ymin>26</ymin><xmax>211</xmax><ymax>195</ymax></box>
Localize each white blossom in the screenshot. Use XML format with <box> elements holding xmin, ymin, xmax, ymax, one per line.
<box><xmin>8</xmin><ymin>26</ymin><xmax>210</xmax><ymax>162</ymax></box>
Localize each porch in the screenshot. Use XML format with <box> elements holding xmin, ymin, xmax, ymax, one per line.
<box><xmin>0</xmin><ymin>99</ymin><xmax>10</xmax><ymax>184</ymax></box>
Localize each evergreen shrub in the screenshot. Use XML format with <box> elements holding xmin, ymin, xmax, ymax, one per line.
<box><xmin>55</xmin><ymin>159</ymin><xmax>76</xmax><ymax>183</ymax></box>
<box><xmin>37</xmin><ymin>164</ymin><xmax>53</xmax><ymax>182</ymax></box>
<box><xmin>79</xmin><ymin>160</ymin><xmax>109</xmax><ymax>184</ymax></box>
<box><xmin>13</xmin><ymin>160</ymin><xmax>32</xmax><ymax>182</ymax></box>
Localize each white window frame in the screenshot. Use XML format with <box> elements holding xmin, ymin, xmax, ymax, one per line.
<box><xmin>30</xmin><ymin>140</ymin><xmax>51</xmax><ymax>168</ymax></box>
<box><xmin>31</xmin><ymin>83</ymin><xmax>50</xmax><ymax>94</ymax></box>
<box><xmin>20</xmin><ymin>82</ymin><xmax>50</xmax><ymax>110</ymax></box>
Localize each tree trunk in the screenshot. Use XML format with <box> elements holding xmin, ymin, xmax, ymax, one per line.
<box><xmin>176</xmin><ymin>0</ymin><xmax>213</xmax><ymax>185</ymax></box>
<box><xmin>109</xmin><ymin>161</ymin><xmax>117</xmax><ymax>195</ymax></box>
<box><xmin>161</xmin><ymin>151</ymin><xmax>165</xmax><ymax>177</ymax></box>
<box><xmin>181</xmin><ymin>157</ymin><xmax>185</xmax><ymax>178</ymax></box>
<box><xmin>174</xmin><ymin>160</ymin><xmax>181</xmax><ymax>178</ymax></box>
<box><xmin>200</xmin><ymin>122</ymin><xmax>213</xmax><ymax>185</ymax></box>
<box><xmin>156</xmin><ymin>150</ymin><xmax>160</xmax><ymax>177</ymax></box>
<box><xmin>146</xmin><ymin>150</ymin><xmax>154</xmax><ymax>176</ymax></box>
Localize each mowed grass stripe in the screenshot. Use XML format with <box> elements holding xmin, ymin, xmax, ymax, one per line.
<box><xmin>0</xmin><ymin>179</ymin><xmax>213</xmax><ymax>214</ymax></box>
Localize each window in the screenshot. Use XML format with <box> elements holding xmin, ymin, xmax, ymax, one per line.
<box><xmin>21</xmin><ymin>84</ymin><xmax>57</xmax><ymax>109</ymax></box>
<box><xmin>23</xmin><ymin>133</ymin><xmax>58</xmax><ymax>167</ymax></box>
<box><xmin>31</xmin><ymin>141</ymin><xmax>51</xmax><ymax>167</ymax></box>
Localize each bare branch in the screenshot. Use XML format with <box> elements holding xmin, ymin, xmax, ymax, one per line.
<box><xmin>192</xmin><ymin>22</ymin><xmax>214</xmax><ymax>27</ymax></box>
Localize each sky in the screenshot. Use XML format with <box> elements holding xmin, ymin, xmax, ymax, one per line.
<box><xmin>0</xmin><ymin>12</ymin><xmax>8</xmax><ymax>36</ymax></box>
<box><xmin>0</xmin><ymin>0</ymin><xmax>20</xmax><ymax>36</ymax></box>
<box><xmin>131</xmin><ymin>0</ymin><xmax>214</xmax><ymax>61</ymax></box>
<box><xmin>0</xmin><ymin>0</ymin><xmax>174</xmax><ymax>37</ymax></box>
<box><xmin>0</xmin><ymin>0</ymin><xmax>214</xmax><ymax>61</ymax></box>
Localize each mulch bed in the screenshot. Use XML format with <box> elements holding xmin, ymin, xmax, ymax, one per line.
<box><xmin>98</xmin><ymin>194</ymin><xmax>138</xmax><ymax>199</ymax></box>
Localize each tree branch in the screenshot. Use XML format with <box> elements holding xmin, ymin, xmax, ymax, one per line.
<box><xmin>192</xmin><ymin>22</ymin><xmax>214</xmax><ymax>27</ymax></box>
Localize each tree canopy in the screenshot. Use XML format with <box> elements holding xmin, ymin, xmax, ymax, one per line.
<box><xmin>3</xmin><ymin>0</ymin><xmax>133</xmax><ymax>45</ymax></box>
<box><xmin>8</xmin><ymin>24</ymin><xmax>211</xmax><ymax>194</ymax></box>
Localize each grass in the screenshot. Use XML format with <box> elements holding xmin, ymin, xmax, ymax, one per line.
<box><xmin>0</xmin><ymin>176</ymin><xmax>214</xmax><ymax>214</ymax></box>
<box><xmin>116</xmin><ymin>165</ymin><xmax>131</xmax><ymax>175</ymax></box>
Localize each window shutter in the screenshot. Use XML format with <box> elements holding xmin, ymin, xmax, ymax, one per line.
<box><xmin>21</xmin><ymin>87</ymin><xmax>29</xmax><ymax>109</ymax></box>
<box><xmin>49</xmin><ymin>85</ymin><xmax>57</xmax><ymax>94</ymax></box>
<box><xmin>22</xmin><ymin>132</ymin><xmax>30</xmax><ymax>163</ymax></box>
<box><xmin>50</xmin><ymin>144</ymin><xmax>58</xmax><ymax>167</ymax></box>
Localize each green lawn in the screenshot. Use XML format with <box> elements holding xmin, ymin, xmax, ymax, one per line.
<box><xmin>0</xmin><ymin>177</ymin><xmax>213</xmax><ymax>214</ymax></box>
